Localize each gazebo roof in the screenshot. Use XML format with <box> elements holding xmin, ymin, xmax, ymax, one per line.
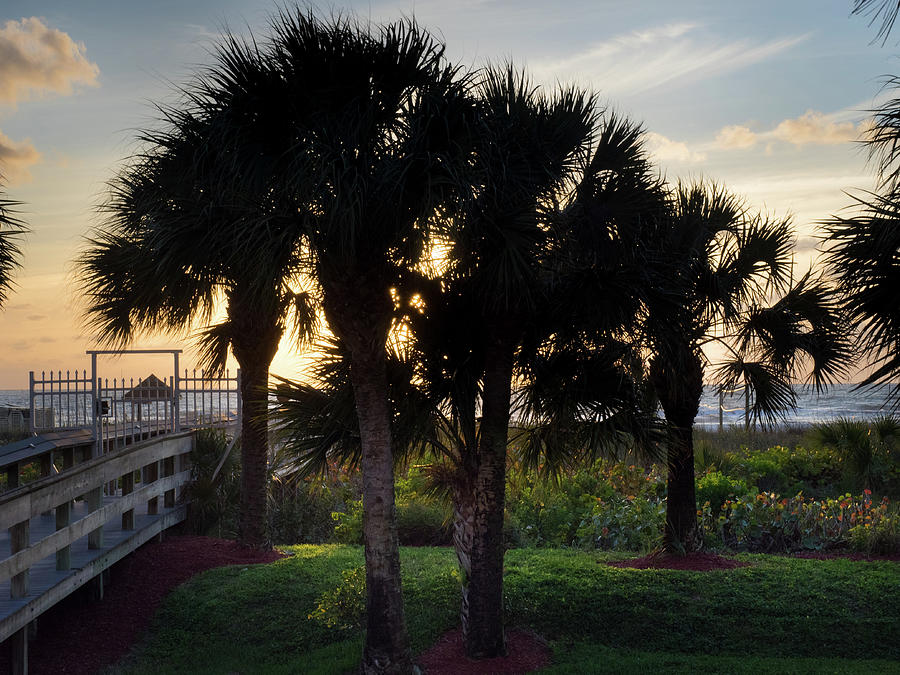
<box><xmin>123</xmin><ymin>374</ymin><xmax>172</xmax><ymax>402</ymax></box>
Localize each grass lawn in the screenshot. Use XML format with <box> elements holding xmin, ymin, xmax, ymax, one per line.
<box><xmin>111</xmin><ymin>546</ymin><xmax>900</xmax><ymax>674</ymax></box>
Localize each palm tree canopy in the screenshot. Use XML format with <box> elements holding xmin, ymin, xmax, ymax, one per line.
<box><xmin>0</xmin><ymin>181</ymin><xmax>28</xmax><ymax>309</ymax></box>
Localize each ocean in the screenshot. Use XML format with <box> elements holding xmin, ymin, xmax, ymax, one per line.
<box><xmin>3</xmin><ymin>383</ymin><xmax>895</xmax><ymax>429</ymax></box>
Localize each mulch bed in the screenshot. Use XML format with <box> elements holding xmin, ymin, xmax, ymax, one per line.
<box><xmin>607</xmin><ymin>551</ymin><xmax>750</xmax><ymax>570</ymax></box>
<box><xmin>15</xmin><ymin>535</ymin><xmax>283</xmax><ymax>675</ymax></box>
<box><xmin>417</xmin><ymin>628</ymin><xmax>551</xmax><ymax>674</ymax></box>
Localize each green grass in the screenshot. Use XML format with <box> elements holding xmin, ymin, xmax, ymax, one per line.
<box><xmin>112</xmin><ymin>545</ymin><xmax>900</xmax><ymax>674</ymax></box>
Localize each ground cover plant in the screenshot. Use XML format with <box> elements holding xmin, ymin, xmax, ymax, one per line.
<box><xmin>113</xmin><ymin>544</ymin><xmax>900</xmax><ymax>674</ymax></box>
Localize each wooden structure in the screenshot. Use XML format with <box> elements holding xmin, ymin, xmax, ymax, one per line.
<box><xmin>0</xmin><ymin>431</ymin><xmax>194</xmax><ymax>674</ymax></box>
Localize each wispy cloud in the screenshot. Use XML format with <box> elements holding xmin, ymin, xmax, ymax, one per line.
<box><xmin>0</xmin><ymin>17</ymin><xmax>99</xmax><ymax>105</ymax></box>
<box><xmin>532</xmin><ymin>23</ymin><xmax>807</xmax><ymax>97</ymax></box>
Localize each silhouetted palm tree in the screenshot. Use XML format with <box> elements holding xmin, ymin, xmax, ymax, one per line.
<box><xmin>644</xmin><ymin>181</ymin><xmax>851</xmax><ymax>551</ymax></box>
<box><xmin>0</xmin><ymin>180</ymin><xmax>28</xmax><ymax>309</ymax></box>
<box><xmin>77</xmin><ymin>38</ymin><xmax>315</xmax><ymax>552</ymax></box>
<box><xmin>267</xmin><ymin>11</ymin><xmax>470</xmax><ymax>673</ymax></box>
<box><xmin>82</xmin><ymin>10</ymin><xmax>468</xmax><ymax>672</ymax></box>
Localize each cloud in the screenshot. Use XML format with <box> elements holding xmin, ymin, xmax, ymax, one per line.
<box><xmin>715</xmin><ymin>125</ymin><xmax>757</xmax><ymax>149</ymax></box>
<box><xmin>772</xmin><ymin>111</ymin><xmax>862</xmax><ymax>146</ymax></box>
<box><xmin>26</xmin><ymin>314</ymin><xmax>46</xmax><ymax>321</ymax></box>
<box><xmin>643</xmin><ymin>131</ymin><xmax>706</xmax><ymax>164</ymax></box>
<box><xmin>532</xmin><ymin>23</ymin><xmax>807</xmax><ymax>98</ymax></box>
<box><xmin>0</xmin><ymin>129</ymin><xmax>41</xmax><ymax>182</ymax></box>
<box><xmin>713</xmin><ymin>111</ymin><xmax>870</xmax><ymax>153</ymax></box>
<box><xmin>0</xmin><ymin>17</ymin><xmax>99</xmax><ymax>105</ymax></box>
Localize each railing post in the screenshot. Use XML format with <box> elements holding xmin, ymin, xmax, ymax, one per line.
<box><xmin>235</xmin><ymin>369</ymin><xmax>242</xmax><ymax>425</ymax></box>
<box><xmin>122</xmin><ymin>470</ymin><xmax>135</xmax><ymax>530</ymax></box>
<box><xmin>87</xmin><ymin>485</ymin><xmax>104</xmax><ymax>549</ymax></box>
<box><xmin>173</xmin><ymin>352</ymin><xmax>181</xmax><ymax>433</ymax></box>
<box><xmin>144</xmin><ymin>461</ymin><xmax>159</xmax><ymax>515</ymax></box>
<box><xmin>163</xmin><ymin>455</ymin><xmax>175</xmax><ymax>508</ymax></box>
<box><xmin>55</xmin><ymin>500</ymin><xmax>71</xmax><ymax>571</ymax></box>
<box><xmin>10</xmin><ymin>519</ymin><xmax>29</xmax><ymax>597</ymax></box>
<box><xmin>28</xmin><ymin>371</ymin><xmax>35</xmax><ymax>434</ymax></box>
<box><xmin>91</xmin><ymin>352</ymin><xmax>100</xmax><ymax>458</ymax></box>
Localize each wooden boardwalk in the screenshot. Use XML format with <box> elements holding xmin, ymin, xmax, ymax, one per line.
<box><xmin>0</xmin><ymin>432</ymin><xmax>194</xmax><ymax>673</ymax></box>
<box><xmin>0</xmin><ymin>496</ymin><xmax>186</xmax><ymax>641</ymax></box>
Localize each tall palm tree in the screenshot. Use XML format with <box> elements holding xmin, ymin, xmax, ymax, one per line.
<box><xmin>272</xmin><ymin>104</ymin><xmax>668</xmax><ymax>660</ymax></box>
<box><xmin>76</xmin><ymin>38</ymin><xmax>315</xmax><ymax>551</ymax></box>
<box><xmin>644</xmin><ymin>181</ymin><xmax>851</xmax><ymax>551</ymax></box>
<box><xmin>265</xmin><ymin>11</ymin><xmax>470</xmax><ymax>673</ymax></box>
<box><xmin>83</xmin><ymin>10</ymin><xmax>468</xmax><ymax>672</ymax></box>
<box><xmin>0</xmin><ymin>180</ymin><xmax>28</xmax><ymax>309</ymax></box>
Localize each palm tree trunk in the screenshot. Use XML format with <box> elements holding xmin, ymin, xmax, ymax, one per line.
<box><xmin>650</xmin><ymin>352</ymin><xmax>703</xmax><ymax>554</ymax></box>
<box><xmin>322</xmin><ymin>275</ymin><xmax>413</xmax><ymax>674</ymax></box>
<box><xmin>348</xmin><ymin>350</ymin><xmax>414</xmax><ymax>675</ymax></box>
<box><xmin>451</xmin><ymin>470</ymin><xmax>476</xmax><ymax>636</ymax></box>
<box><xmin>464</xmin><ymin>335</ymin><xmax>513</xmax><ymax>658</ymax></box>
<box><xmin>236</xmin><ymin>354</ymin><xmax>272</xmax><ymax>550</ymax></box>
<box><xmin>664</xmin><ymin>424</ymin><xmax>699</xmax><ymax>552</ymax></box>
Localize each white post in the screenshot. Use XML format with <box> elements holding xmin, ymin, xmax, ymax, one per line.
<box><xmin>173</xmin><ymin>351</ymin><xmax>181</xmax><ymax>432</ymax></box>
<box><xmin>28</xmin><ymin>371</ymin><xmax>35</xmax><ymax>434</ymax></box>
<box><xmin>91</xmin><ymin>352</ymin><xmax>100</xmax><ymax>458</ymax></box>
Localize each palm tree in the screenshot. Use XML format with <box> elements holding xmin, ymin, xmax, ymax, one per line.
<box><xmin>823</xmin><ymin>72</ymin><xmax>900</xmax><ymax>405</ymax></box>
<box><xmin>77</xmin><ymin>37</ymin><xmax>315</xmax><ymax>551</ymax></box>
<box><xmin>265</xmin><ymin>11</ymin><xmax>470</xmax><ymax>673</ymax></box>
<box><xmin>643</xmin><ymin>181</ymin><xmax>851</xmax><ymax>552</ymax></box>
<box><xmin>272</xmin><ymin>103</ymin><xmax>669</xmax><ymax>660</ymax></box>
<box><xmin>0</xmin><ymin>180</ymin><xmax>28</xmax><ymax>309</ymax></box>
<box><xmin>83</xmin><ymin>10</ymin><xmax>467</xmax><ymax>672</ymax></box>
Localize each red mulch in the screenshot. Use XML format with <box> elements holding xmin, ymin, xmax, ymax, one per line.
<box><xmin>607</xmin><ymin>551</ymin><xmax>750</xmax><ymax>570</ymax></box>
<box><xmin>15</xmin><ymin>535</ymin><xmax>283</xmax><ymax>675</ymax></box>
<box><xmin>417</xmin><ymin>628</ymin><xmax>551</xmax><ymax>674</ymax></box>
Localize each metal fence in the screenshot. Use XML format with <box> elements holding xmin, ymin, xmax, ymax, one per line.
<box><xmin>29</xmin><ymin>365</ymin><xmax>241</xmax><ymax>456</ymax></box>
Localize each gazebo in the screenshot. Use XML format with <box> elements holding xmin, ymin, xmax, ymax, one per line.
<box><xmin>123</xmin><ymin>374</ymin><xmax>173</xmax><ymax>422</ymax></box>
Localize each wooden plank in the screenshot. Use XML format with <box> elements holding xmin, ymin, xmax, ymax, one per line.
<box><xmin>8</xmin><ymin>522</ymin><xmax>28</xmax><ymax>598</ymax></box>
<box><xmin>0</xmin><ymin>504</ymin><xmax>187</xmax><ymax>644</ymax></box>
<box><xmin>0</xmin><ymin>432</ymin><xmax>193</xmax><ymax>531</ymax></box>
<box><xmin>0</xmin><ymin>470</ymin><xmax>191</xmax><ymax>583</ymax></box>
<box><xmin>86</xmin><ymin>487</ymin><xmax>103</xmax><ymax>550</ymax></box>
<box><xmin>55</xmin><ymin>502</ymin><xmax>71</xmax><ymax>571</ymax></box>
<box><xmin>143</xmin><ymin>461</ymin><xmax>159</xmax><ymax>516</ymax></box>
<box><xmin>121</xmin><ymin>471</ymin><xmax>134</xmax><ymax>531</ymax></box>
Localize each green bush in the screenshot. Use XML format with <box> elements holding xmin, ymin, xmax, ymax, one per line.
<box><xmin>575</xmin><ymin>495</ymin><xmax>665</xmax><ymax>553</ymax></box>
<box><xmin>849</xmin><ymin>509</ymin><xmax>900</xmax><ymax>555</ymax></box>
<box><xmin>696</xmin><ymin>470</ymin><xmax>753</xmax><ymax>516</ymax></box>
<box><xmin>308</xmin><ymin>565</ymin><xmax>366</xmax><ymax>631</ymax></box>
<box><xmin>184</xmin><ymin>428</ymin><xmax>240</xmax><ymax>537</ymax></box>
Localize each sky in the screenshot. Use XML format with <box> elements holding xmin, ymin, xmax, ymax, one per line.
<box><xmin>0</xmin><ymin>0</ymin><xmax>894</xmax><ymax>388</ymax></box>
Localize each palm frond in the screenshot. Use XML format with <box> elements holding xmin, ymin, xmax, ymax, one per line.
<box><xmin>0</xmin><ymin>183</ymin><xmax>29</xmax><ymax>309</ymax></box>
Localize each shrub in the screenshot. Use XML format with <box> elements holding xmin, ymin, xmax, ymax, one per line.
<box><xmin>696</xmin><ymin>470</ymin><xmax>753</xmax><ymax>516</ymax></box>
<box><xmin>700</xmin><ymin>489</ymin><xmax>895</xmax><ymax>553</ymax></box>
<box><xmin>575</xmin><ymin>495</ymin><xmax>666</xmax><ymax>553</ymax></box>
<box><xmin>308</xmin><ymin>565</ymin><xmax>366</xmax><ymax>631</ymax></box>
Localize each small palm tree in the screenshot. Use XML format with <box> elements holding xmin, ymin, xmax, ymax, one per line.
<box><xmin>644</xmin><ymin>181</ymin><xmax>851</xmax><ymax>552</ymax></box>
<box><xmin>0</xmin><ymin>180</ymin><xmax>28</xmax><ymax>309</ymax></box>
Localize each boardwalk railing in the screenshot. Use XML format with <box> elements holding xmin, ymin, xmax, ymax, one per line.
<box><xmin>28</xmin><ymin>365</ymin><xmax>239</xmax><ymax>458</ymax></box>
<box><xmin>0</xmin><ymin>431</ymin><xmax>194</xmax><ymax>671</ymax></box>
